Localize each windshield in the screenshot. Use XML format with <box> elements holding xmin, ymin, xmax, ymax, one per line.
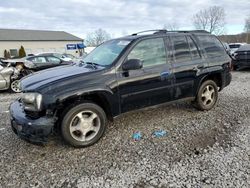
<box><xmin>83</xmin><ymin>39</ymin><xmax>131</xmax><ymax>66</ymax></box>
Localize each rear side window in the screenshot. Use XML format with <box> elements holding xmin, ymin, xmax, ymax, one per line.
<box><xmin>47</xmin><ymin>56</ymin><xmax>61</xmax><ymax>64</ymax></box>
<box><xmin>31</xmin><ymin>57</ymin><xmax>47</xmax><ymax>63</ymax></box>
<box><xmin>171</xmin><ymin>36</ymin><xmax>192</xmax><ymax>63</ymax></box>
<box><xmin>197</xmin><ymin>35</ymin><xmax>225</xmax><ymax>58</ymax></box>
<box><xmin>187</xmin><ymin>36</ymin><xmax>200</xmax><ymax>60</ymax></box>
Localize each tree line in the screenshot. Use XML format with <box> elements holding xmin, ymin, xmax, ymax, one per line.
<box><xmin>191</xmin><ymin>6</ymin><xmax>250</xmax><ymax>43</ymax></box>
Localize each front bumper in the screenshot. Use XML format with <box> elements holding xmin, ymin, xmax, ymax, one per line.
<box><xmin>10</xmin><ymin>99</ymin><xmax>55</xmax><ymax>144</ymax></box>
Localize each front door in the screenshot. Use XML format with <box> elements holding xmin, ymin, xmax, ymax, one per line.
<box><xmin>117</xmin><ymin>37</ymin><xmax>175</xmax><ymax>113</ymax></box>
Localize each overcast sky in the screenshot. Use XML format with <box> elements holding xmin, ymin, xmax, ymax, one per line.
<box><xmin>0</xmin><ymin>0</ymin><xmax>249</xmax><ymax>39</ymax></box>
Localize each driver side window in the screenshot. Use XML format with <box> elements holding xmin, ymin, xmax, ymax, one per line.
<box><xmin>127</xmin><ymin>38</ymin><xmax>166</xmax><ymax>68</ymax></box>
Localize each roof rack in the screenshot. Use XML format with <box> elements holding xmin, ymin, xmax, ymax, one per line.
<box><xmin>131</xmin><ymin>29</ymin><xmax>209</xmax><ymax>36</ymax></box>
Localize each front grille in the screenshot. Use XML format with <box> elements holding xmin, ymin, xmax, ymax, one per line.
<box><xmin>24</xmin><ymin>110</ymin><xmax>40</xmax><ymax>119</ymax></box>
<box><xmin>24</xmin><ymin>110</ymin><xmax>46</xmax><ymax>119</ymax></box>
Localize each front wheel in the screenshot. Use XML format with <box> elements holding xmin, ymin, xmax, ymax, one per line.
<box><xmin>193</xmin><ymin>80</ymin><xmax>218</xmax><ymax>111</ymax></box>
<box><xmin>10</xmin><ymin>79</ymin><xmax>21</xmax><ymax>93</ymax></box>
<box><xmin>61</xmin><ymin>102</ymin><xmax>107</xmax><ymax>147</ymax></box>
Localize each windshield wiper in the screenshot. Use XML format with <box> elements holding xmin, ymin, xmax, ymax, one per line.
<box><xmin>81</xmin><ymin>61</ymin><xmax>104</xmax><ymax>69</ymax></box>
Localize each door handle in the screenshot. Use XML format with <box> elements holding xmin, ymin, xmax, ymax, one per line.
<box><xmin>160</xmin><ymin>71</ymin><xmax>170</xmax><ymax>81</ymax></box>
<box><xmin>161</xmin><ymin>71</ymin><xmax>169</xmax><ymax>77</ymax></box>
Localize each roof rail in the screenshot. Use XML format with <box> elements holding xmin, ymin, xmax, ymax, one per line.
<box><xmin>132</xmin><ymin>29</ymin><xmax>167</xmax><ymax>36</ymax></box>
<box><xmin>167</xmin><ymin>30</ymin><xmax>209</xmax><ymax>33</ymax></box>
<box><xmin>131</xmin><ymin>29</ymin><xmax>209</xmax><ymax>36</ymax></box>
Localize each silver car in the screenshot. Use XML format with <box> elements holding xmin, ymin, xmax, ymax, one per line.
<box><xmin>0</xmin><ymin>63</ymin><xmax>22</xmax><ymax>93</ymax></box>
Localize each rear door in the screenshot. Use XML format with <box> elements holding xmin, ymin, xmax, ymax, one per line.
<box><xmin>28</xmin><ymin>56</ymin><xmax>49</xmax><ymax>70</ymax></box>
<box><xmin>170</xmin><ymin>34</ymin><xmax>204</xmax><ymax>100</ymax></box>
<box><xmin>45</xmin><ymin>56</ymin><xmax>62</xmax><ymax>68</ymax></box>
<box><xmin>117</xmin><ymin>37</ymin><xmax>175</xmax><ymax>113</ymax></box>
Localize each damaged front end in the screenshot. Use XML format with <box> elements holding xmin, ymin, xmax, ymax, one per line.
<box><xmin>10</xmin><ymin>99</ymin><xmax>55</xmax><ymax>144</ymax></box>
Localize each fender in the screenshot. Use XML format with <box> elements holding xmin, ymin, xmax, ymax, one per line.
<box><xmin>194</xmin><ymin>65</ymin><xmax>224</xmax><ymax>96</ymax></box>
<box><xmin>43</xmin><ymin>85</ymin><xmax>120</xmax><ymax>117</ymax></box>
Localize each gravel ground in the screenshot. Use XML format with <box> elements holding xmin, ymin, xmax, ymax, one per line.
<box><xmin>0</xmin><ymin>71</ymin><xmax>249</xmax><ymax>188</ymax></box>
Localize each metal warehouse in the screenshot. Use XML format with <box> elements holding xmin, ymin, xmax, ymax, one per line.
<box><xmin>0</xmin><ymin>29</ymin><xmax>84</xmax><ymax>58</ymax></box>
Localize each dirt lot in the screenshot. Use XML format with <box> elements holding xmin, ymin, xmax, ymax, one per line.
<box><xmin>0</xmin><ymin>71</ymin><xmax>249</xmax><ymax>188</ymax></box>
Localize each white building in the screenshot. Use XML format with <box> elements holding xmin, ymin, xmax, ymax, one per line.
<box><xmin>0</xmin><ymin>29</ymin><xmax>84</xmax><ymax>58</ymax></box>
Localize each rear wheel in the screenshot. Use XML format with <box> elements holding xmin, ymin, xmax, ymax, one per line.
<box><xmin>61</xmin><ymin>102</ymin><xmax>107</xmax><ymax>147</ymax></box>
<box><xmin>193</xmin><ymin>80</ymin><xmax>218</xmax><ymax>111</ymax></box>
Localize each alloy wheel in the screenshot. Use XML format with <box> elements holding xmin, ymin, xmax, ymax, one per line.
<box><xmin>10</xmin><ymin>80</ymin><xmax>21</xmax><ymax>93</ymax></box>
<box><xmin>69</xmin><ymin>110</ymin><xmax>101</xmax><ymax>142</ymax></box>
<box><xmin>201</xmin><ymin>85</ymin><xmax>215</xmax><ymax>106</ymax></box>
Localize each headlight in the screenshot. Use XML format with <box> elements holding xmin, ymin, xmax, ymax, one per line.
<box><xmin>21</xmin><ymin>93</ymin><xmax>43</xmax><ymax>111</ymax></box>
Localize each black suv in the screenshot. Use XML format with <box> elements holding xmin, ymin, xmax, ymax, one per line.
<box><xmin>10</xmin><ymin>30</ymin><xmax>232</xmax><ymax>147</ymax></box>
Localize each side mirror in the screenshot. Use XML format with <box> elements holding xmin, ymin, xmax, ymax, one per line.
<box><xmin>122</xmin><ymin>59</ymin><xmax>143</xmax><ymax>71</ymax></box>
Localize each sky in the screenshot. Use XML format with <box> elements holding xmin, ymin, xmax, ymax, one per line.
<box><xmin>0</xmin><ymin>0</ymin><xmax>249</xmax><ymax>39</ymax></box>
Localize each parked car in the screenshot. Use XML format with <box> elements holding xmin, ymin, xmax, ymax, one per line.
<box><xmin>10</xmin><ymin>30</ymin><xmax>232</xmax><ymax>147</ymax></box>
<box><xmin>232</xmin><ymin>44</ymin><xmax>250</xmax><ymax>70</ymax></box>
<box><xmin>0</xmin><ymin>63</ymin><xmax>28</xmax><ymax>93</ymax></box>
<box><xmin>37</xmin><ymin>52</ymin><xmax>73</xmax><ymax>62</ymax></box>
<box><xmin>229</xmin><ymin>43</ymin><xmax>246</xmax><ymax>56</ymax></box>
<box><xmin>3</xmin><ymin>55</ymin><xmax>73</xmax><ymax>71</ymax></box>
<box><xmin>0</xmin><ymin>55</ymin><xmax>73</xmax><ymax>92</ymax></box>
<box><xmin>24</xmin><ymin>55</ymin><xmax>73</xmax><ymax>71</ymax></box>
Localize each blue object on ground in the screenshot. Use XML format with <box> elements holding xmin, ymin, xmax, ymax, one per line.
<box><xmin>132</xmin><ymin>132</ymin><xmax>142</xmax><ymax>141</ymax></box>
<box><xmin>152</xmin><ymin>130</ymin><xmax>167</xmax><ymax>138</ymax></box>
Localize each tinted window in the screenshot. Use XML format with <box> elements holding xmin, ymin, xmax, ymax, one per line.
<box><xmin>229</xmin><ymin>44</ymin><xmax>241</xmax><ymax>49</ymax></box>
<box><xmin>47</xmin><ymin>56</ymin><xmax>61</xmax><ymax>63</ymax></box>
<box><xmin>172</xmin><ymin>36</ymin><xmax>192</xmax><ymax>62</ymax></box>
<box><xmin>197</xmin><ymin>35</ymin><xmax>225</xmax><ymax>57</ymax></box>
<box><xmin>31</xmin><ymin>57</ymin><xmax>47</xmax><ymax>63</ymax></box>
<box><xmin>128</xmin><ymin>38</ymin><xmax>166</xmax><ymax>67</ymax></box>
<box><xmin>187</xmin><ymin>36</ymin><xmax>200</xmax><ymax>60</ymax></box>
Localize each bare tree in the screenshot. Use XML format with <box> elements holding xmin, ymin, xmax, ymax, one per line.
<box><xmin>245</xmin><ymin>16</ymin><xmax>250</xmax><ymax>43</ymax></box>
<box><xmin>193</xmin><ymin>6</ymin><xmax>225</xmax><ymax>35</ymax></box>
<box><xmin>85</xmin><ymin>29</ymin><xmax>111</xmax><ymax>47</ymax></box>
<box><xmin>163</xmin><ymin>22</ymin><xmax>179</xmax><ymax>31</ymax></box>
<box><xmin>245</xmin><ymin>16</ymin><xmax>250</xmax><ymax>32</ymax></box>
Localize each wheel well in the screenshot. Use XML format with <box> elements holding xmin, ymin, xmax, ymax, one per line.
<box><xmin>56</xmin><ymin>93</ymin><xmax>113</xmax><ymax>124</ymax></box>
<box><xmin>202</xmin><ymin>73</ymin><xmax>222</xmax><ymax>88</ymax></box>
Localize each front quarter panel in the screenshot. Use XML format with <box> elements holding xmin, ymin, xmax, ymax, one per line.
<box><xmin>40</xmin><ymin>68</ymin><xmax>120</xmax><ymax>117</ymax></box>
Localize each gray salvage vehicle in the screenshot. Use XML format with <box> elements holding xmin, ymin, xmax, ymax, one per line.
<box><xmin>0</xmin><ymin>63</ymin><xmax>23</xmax><ymax>93</ymax></box>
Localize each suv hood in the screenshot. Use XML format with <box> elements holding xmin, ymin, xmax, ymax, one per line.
<box><xmin>21</xmin><ymin>64</ymin><xmax>104</xmax><ymax>92</ymax></box>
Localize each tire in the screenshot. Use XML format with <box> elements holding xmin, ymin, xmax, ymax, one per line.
<box><xmin>193</xmin><ymin>80</ymin><xmax>218</xmax><ymax>111</ymax></box>
<box><xmin>61</xmin><ymin>102</ymin><xmax>107</xmax><ymax>147</ymax></box>
<box><xmin>9</xmin><ymin>79</ymin><xmax>21</xmax><ymax>93</ymax></box>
